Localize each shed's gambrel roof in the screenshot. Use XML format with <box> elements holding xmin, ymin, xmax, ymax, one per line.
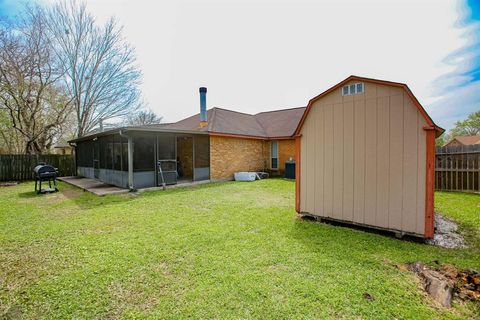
<box><xmin>294</xmin><ymin>75</ymin><xmax>444</xmax><ymax>137</ymax></box>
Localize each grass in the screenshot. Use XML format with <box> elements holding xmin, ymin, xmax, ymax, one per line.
<box><xmin>0</xmin><ymin>180</ymin><xmax>479</xmax><ymax>319</ymax></box>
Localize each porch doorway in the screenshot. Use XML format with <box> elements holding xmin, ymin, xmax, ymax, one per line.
<box><xmin>176</xmin><ymin>136</ymin><xmax>194</xmax><ymax>183</ymax></box>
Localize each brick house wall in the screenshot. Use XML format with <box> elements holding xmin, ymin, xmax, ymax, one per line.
<box><xmin>268</xmin><ymin>139</ymin><xmax>296</xmax><ymax>176</ymax></box>
<box><xmin>278</xmin><ymin>139</ymin><xmax>296</xmax><ymax>174</ymax></box>
<box><xmin>209</xmin><ymin>136</ymin><xmax>297</xmax><ymax>180</ymax></box>
<box><xmin>209</xmin><ymin>136</ymin><xmax>269</xmax><ymax>180</ymax></box>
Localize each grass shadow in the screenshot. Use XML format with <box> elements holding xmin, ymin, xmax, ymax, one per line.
<box><xmin>68</xmin><ymin>191</ymin><xmax>136</xmax><ymax>210</ymax></box>
<box><xmin>17</xmin><ymin>190</ymin><xmax>41</xmax><ymax>198</ymax></box>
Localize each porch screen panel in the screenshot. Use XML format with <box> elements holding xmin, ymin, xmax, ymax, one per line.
<box><xmin>113</xmin><ymin>135</ymin><xmax>123</xmax><ymax>171</ymax></box>
<box><xmin>122</xmin><ymin>137</ymin><xmax>128</xmax><ymax>172</ymax></box>
<box><xmin>133</xmin><ymin>134</ymin><xmax>155</xmax><ymax>172</ymax></box>
<box><xmin>77</xmin><ymin>140</ymin><xmax>94</xmax><ymax>167</ymax></box>
<box><xmin>99</xmin><ymin>136</ymin><xmax>107</xmax><ymax>169</ymax></box>
<box><xmin>194</xmin><ymin>135</ymin><xmax>210</xmax><ymax>180</ymax></box>
<box><xmin>157</xmin><ymin>134</ymin><xmax>175</xmax><ymax>160</ymax></box>
<box><xmin>105</xmin><ymin>136</ymin><xmax>113</xmax><ymax>169</ymax></box>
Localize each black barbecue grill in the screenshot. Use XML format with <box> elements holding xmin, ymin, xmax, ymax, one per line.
<box><xmin>33</xmin><ymin>163</ymin><xmax>59</xmax><ymax>194</ymax></box>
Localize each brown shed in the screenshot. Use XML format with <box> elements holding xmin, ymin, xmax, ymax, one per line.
<box><xmin>294</xmin><ymin>76</ymin><xmax>444</xmax><ymax>238</ymax></box>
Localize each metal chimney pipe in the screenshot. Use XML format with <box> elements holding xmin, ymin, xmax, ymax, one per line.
<box><xmin>199</xmin><ymin>87</ymin><xmax>207</xmax><ymax>125</ymax></box>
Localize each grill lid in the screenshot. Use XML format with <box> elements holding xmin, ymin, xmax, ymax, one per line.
<box><xmin>33</xmin><ymin>164</ymin><xmax>57</xmax><ymax>175</ymax></box>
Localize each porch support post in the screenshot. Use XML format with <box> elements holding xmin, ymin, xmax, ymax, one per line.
<box><xmin>119</xmin><ymin>129</ymin><xmax>134</xmax><ymax>190</ymax></box>
<box><xmin>128</xmin><ymin>137</ymin><xmax>134</xmax><ymax>190</ymax></box>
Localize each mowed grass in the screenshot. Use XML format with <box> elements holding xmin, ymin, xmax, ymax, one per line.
<box><xmin>0</xmin><ymin>180</ymin><xmax>479</xmax><ymax>319</ymax></box>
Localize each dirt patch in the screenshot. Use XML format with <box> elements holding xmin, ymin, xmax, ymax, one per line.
<box><xmin>426</xmin><ymin>214</ymin><xmax>466</xmax><ymax>249</ymax></box>
<box><xmin>0</xmin><ymin>182</ymin><xmax>18</xmax><ymax>187</ymax></box>
<box><xmin>405</xmin><ymin>262</ymin><xmax>480</xmax><ymax>307</ymax></box>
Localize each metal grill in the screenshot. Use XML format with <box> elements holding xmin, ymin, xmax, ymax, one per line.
<box><xmin>33</xmin><ymin>163</ymin><xmax>59</xmax><ymax>194</ymax></box>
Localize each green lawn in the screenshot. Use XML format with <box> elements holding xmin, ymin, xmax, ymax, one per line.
<box><xmin>0</xmin><ymin>180</ymin><xmax>479</xmax><ymax>319</ymax></box>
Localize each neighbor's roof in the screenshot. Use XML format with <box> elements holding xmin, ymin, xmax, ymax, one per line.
<box><xmin>53</xmin><ymin>142</ymin><xmax>72</xmax><ymax>148</ymax></box>
<box><xmin>294</xmin><ymin>75</ymin><xmax>445</xmax><ymax>137</ymax></box>
<box><xmin>447</xmin><ymin>135</ymin><xmax>480</xmax><ymax>146</ymax></box>
<box><xmin>163</xmin><ymin>106</ymin><xmax>306</xmax><ymax>139</ymax></box>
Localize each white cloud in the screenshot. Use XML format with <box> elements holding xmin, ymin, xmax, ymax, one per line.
<box><xmin>426</xmin><ymin>80</ymin><xmax>480</xmax><ymax>129</ymax></box>
<box><xmin>44</xmin><ymin>0</ymin><xmax>467</xmax><ymax>128</ymax></box>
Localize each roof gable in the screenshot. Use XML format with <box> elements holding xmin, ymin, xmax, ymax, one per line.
<box><xmin>449</xmin><ymin>135</ymin><xmax>480</xmax><ymax>145</ymax></box>
<box><xmin>294</xmin><ymin>75</ymin><xmax>444</xmax><ymax>137</ymax></box>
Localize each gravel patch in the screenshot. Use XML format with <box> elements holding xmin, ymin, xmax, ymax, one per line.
<box><xmin>427</xmin><ymin>214</ymin><xmax>467</xmax><ymax>249</ymax></box>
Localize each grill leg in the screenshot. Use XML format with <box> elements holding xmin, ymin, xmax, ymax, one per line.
<box><xmin>53</xmin><ymin>178</ymin><xmax>58</xmax><ymax>191</ymax></box>
<box><xmin>38</xmin><ymin>180</ymin><xmax>42</xmax><ymax>194</ymax></box>
<box><xmin>35</xmin><ymin>179</ymin><xmax>37</xmax><ymax>193</ymax></box>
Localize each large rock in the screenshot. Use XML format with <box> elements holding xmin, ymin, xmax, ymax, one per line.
<box><xmin>420</xmin><ymin>269</ymin><xmax>454</xmax><ymax>307</ymax></box>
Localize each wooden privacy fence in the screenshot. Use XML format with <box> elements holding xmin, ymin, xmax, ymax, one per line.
<box><xmin>0</xmin><ymin>154</ymin><xmax>75</xmax><ymax>181</ymax></box>
<box><xmin>435</xmin><ymin>145</ymin><xmax>480</xmax><ymax>192</ymax></box>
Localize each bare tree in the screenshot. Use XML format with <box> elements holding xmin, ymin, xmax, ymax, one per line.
<box><xmin>0</xmin><ymin>5</ymin><xmax>73</xmax><ymax>154</ymax></box>
<box><xmin>0</xmin><ymin>108</ymin><xmax>24</xmax><ymax>154</ymax></box>
<box><xmin>47</xmin><ymin>1</ymin><xmax>142</xmax><ymax>137</ymax></box>
<box><xmin>125</xmin><ymin>109</ymin><xmax>163</xmax><ymax>126</ymax></box>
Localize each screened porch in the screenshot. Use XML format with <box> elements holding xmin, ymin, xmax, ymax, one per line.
<box><xmin>74</xmin><ymin>130</ymin><xmax>210</xmax><ymax>189</ymax></box>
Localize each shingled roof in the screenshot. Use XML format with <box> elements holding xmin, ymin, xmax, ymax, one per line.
<box><xmin>446</xmin><ymin>135</ymin><xmax>480</xmax><ymax>146</ymax></box>
<box><xmin>163</xmin><ymin>106</ymin><xmax>306</xmax><ymax>139</ymax></box>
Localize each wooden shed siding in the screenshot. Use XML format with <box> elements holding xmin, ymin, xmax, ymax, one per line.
<box><xmin>353</xmin><ymin>99</ymin><xmax>366</xmax><ymax>223</ymax></box>
<box><xmin>324</xmin><ymin>104</ymin><xmax>334</xmax><ymax>217</ymax></box>
<box><xmin>299</xmin><ymin>81</ymin><xmax>427</xmax><ymax>236</ymax></box>
<box><xmin>314</xmin><ymin>107</ymin><xmax>324</xmax><ymax>214</ymax></box>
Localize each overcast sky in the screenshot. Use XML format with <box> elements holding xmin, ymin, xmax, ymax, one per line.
<box><xmin>1</xmin><ymin>0</ymin><xmax>479</xmax><ymax>130</ymax></box>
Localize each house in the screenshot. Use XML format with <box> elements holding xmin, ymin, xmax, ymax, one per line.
<box><xmin>444</xmin><ymin>135</ymin><xmax>480</xmax><ymax>147</ymax></box>
<box><xmin>69</xmin><ymin>87</ymin><xmax>305</xmax><ymax>189</ymax></box>
<box><xmin>53</xmin><ymin>141</ymin><xmax>73</xmax><ymax>155</ymax></box>
<box><xmin>294</xmin><ymin>76</ymin><xmax>444</xmax><ymax>238</ymax></box>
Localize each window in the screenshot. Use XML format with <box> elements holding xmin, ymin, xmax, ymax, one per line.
<box><xmin>341</xmin><ymin>82</ymin><xmax>365</xmax><ymax>96</ymax></box>
<box><xmin>271</xmin><ymin>141</ymin><xmax>278</xmax><ymax>170</ymax></box>
<box><xmin>356</xmin><ymin>83</ymin><xmax>364</xmax><ymax>93</ymax></box>
<box><xmin>349</xmin><ymin>84</ymin><xmax>355</xmax><ymax>94</ymax></box>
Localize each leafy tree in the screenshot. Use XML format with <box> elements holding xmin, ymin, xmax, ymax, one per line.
<box><xmin>435</xmin><ymin>134</ymin><xmax>446</xmax><ymax>147</ymax></box>
<box><xmin>448</xmin><ymin>111</ymin><xmax>480</xmax><ymax>138</ymax></box>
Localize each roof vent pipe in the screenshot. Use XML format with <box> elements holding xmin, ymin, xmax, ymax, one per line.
<box><xmin>199</xmin><ymin>87</ymin><xmax>207</xmax><ymax>128</ymax></box>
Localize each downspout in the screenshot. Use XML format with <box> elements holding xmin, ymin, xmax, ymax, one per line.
<box><xmin>119</xmin><ymin>130</ymin><xmax>134</xmax><ymax>191</ymax></box>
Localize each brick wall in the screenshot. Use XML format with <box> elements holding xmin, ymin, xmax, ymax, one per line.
<box><xmin>210</xmin><ymin>136</ymin><xmax>269</xmax><ymax>180</ymax></box>
<box><xmin>268</xmin><ymin>139</ymin><xmax>296</xmax><ymax>176</ymax></box>
<box><xmin>278</xmin><ymin>139</ymin><xmax>296</xmax><ymax>174</ymax></box>
<box><xmin>209</xmin><ymin>136</ymin><xmax>297</xmax><ymax>180</ymax></box>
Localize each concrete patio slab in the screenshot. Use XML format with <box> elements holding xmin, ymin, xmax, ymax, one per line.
<box><xmin>58</xmin><ymin>176</ymin><xmax>129</xmax><ymax>196</ymax></box>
